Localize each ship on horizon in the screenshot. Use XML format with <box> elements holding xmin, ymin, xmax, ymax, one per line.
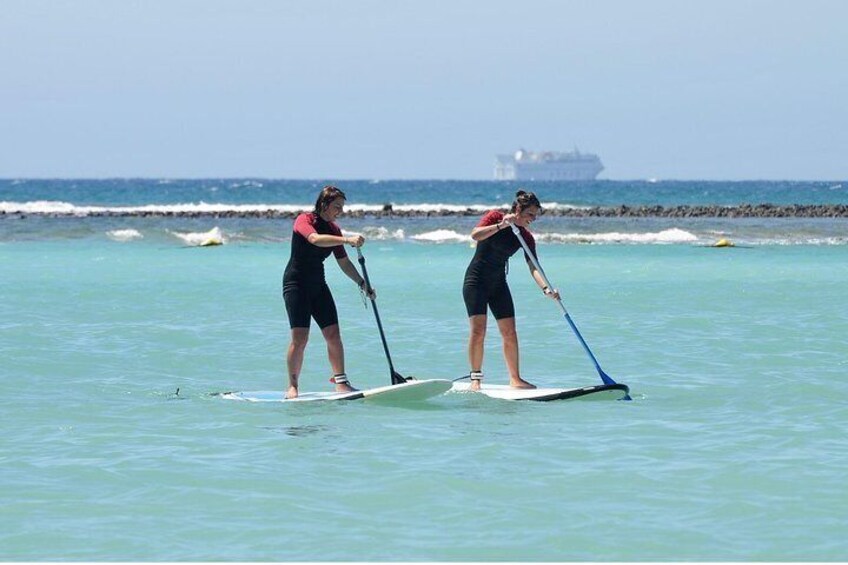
<box><xmin>495</xmin><ymin>147</ymin><xmax>604</xmax><ymax>181</ymax></box>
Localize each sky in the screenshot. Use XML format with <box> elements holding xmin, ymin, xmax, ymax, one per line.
<box><xmin>1</xmin><ymin>0</ymin><xmax>846</xmax><ymax>180</ymax></box>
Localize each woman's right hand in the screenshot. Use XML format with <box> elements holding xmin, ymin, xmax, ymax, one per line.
<box><xmin>500</xmin><ymin>213</ymin><xmax>517</xmax><ymax>229</ymax></box>
<box><xmin>347</xmin><ymin>234</ymin><xmax>365</xmax><ymax>248</ymax></box>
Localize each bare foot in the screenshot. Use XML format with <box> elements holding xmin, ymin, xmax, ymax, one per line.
<box><xmin>285</xmin><ymin>386</ymin><xmax>298</xmax><ymax>399</ymax></box>
<box><xmin>509</xmin><ymin>378</ymin><xmax>536</xmax><ymax>389</ymax></box>
<box><xmin>470</xmin><ymin>380</ymin><xmax>482</xmax><ymax>391</ymax></box>
<box><xmin>335</xmin><ymin>383</ymin><xmax>357</xmax><ymax>393</ymax></box>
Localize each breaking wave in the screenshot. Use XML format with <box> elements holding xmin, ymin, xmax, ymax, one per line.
<box><xmin>537</xmin><ymin>228</ymin><xmax>699</xmax><ymax>244</ymax></box>
<box><xmin>106</xmin><ymin>229</ymin><xmax>143</xmax><ymax>242</ymax></box>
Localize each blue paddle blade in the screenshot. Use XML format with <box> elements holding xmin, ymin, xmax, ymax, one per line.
<box><xmin>599</xmin><ymin>369</ymin><xmax>632</xmax><ymax>400</ymax></box>
<box><xmin>598</xmin><ymin>368</ymin><xmax>616</xmax><ymax>386</ymax></box>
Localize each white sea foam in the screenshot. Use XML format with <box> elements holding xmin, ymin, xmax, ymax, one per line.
<box><xmin>0</xmin><ymin>201</ymin><xmax>486</xmax><ymax>215</ymax></box>
<box><xmin>229</xmin><ymin>181</ymin><xmax>264</xmax><ymax>189</ymax></box>
<box><xmin>755</xmin><ymin>236</ymin><xmax>847</xmax><ymax>246</ymax></box>
<box><xmin>541</xmin><ymin>201</ymin><xmax>591</xmax><ymax>211</ymax></box>
<box><xmin>538</xmin><ymin>228</ymin><xmax>699</xmax><ymax>244</ymax></box>
<box><xmin>1</xmin><ymin>200</ymin><xmax>88</xmax><ymax>215</ymax></box>
<box><xmin>411</xmin><ymin>229</ymin><xmax>473</xmax><ymax>243</ymax></box>
<box><xmin>106</xmin><ymin>229</ymin><xmax>143</xmax><ymax>242</ymax></box>
<box><xmin>356</xmin><ymin>226</ymin><xmax>405</xmax><ymax>240</ymax></box>
<box><xmin>0</xmin><ymin>200</ymin><xmax>591</xmax><ymax>216</ymax></box>
<box><xmin>0</xmin><ymin>200</ymin><xmax>311</xmax><ymax>215</ymax></box>
<box><xmin>346</xmin><ymin>203</ymin><xmax>492</xmax><ymax>213</ymax></box>
<box><xmin>170</xmin><ymin>226</ymin><xmax>225</xmax><ymax>246</ymax></box>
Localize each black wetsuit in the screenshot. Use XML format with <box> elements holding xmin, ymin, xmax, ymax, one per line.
<box><xmin>462</xmin><ymin>210</ymin><xmax>537</xmax><ymax>320</ymax></box>
<box><xmin>283</xmin><ymin>213</ymin><xmax>347</xmax><ymax>329</ymax></box>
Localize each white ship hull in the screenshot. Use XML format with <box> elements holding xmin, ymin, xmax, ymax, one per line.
<box><xmin>495</xmin><ymin>148</ymin><xmax>603</xmax><ymax>181</ymax></box>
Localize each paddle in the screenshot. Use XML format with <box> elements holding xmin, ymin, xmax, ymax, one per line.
<box><xmin>356</xmin><ymin>247</ymin><xmax>407</xmax><ymax>385</ymax></box>
<box><xmin>510</xmin><ymin>224</ymin><xmax>630</xmax><ymax>399</ymax></box>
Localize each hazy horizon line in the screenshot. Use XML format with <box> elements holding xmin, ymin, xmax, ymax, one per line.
<box><xmin>2</xmin><ymin>176</ymin><xmax>845</xmax><ymax>183</ymax></box>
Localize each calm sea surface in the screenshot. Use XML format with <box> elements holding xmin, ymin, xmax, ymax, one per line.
<box><xmin>1</xmin><ymin>179</ymin><xmax>847</xmax><ymax>561</ymax></box>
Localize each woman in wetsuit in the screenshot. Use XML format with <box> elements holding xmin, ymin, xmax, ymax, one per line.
<box><xmin>462</xmin><ymin>190</ymin><xmax>561</xmax><ymax>391</ymax></box>
<box><xmin>283</xmin><ymin>185</ymin><xmax>372</xmax><ymax>399</ymax></box>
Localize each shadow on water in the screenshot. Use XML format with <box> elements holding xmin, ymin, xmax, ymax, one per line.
<box><xmin>195</xmin><ymin>389</ymin><xmax>458</xmax><ymax>413</ymax></box>
<box><xmin>166</xmin><ymin>389</ymin><xmax>638</xmax><ymax>413</ymax></box>
<box><xmin>260</xmin><ymin>424</ymin><xmax>329</xmax><ymax>437</ymax></box>
<box><xmin>360</xmin><ymin>398</ymin><xmax>453</xmax><ymax>412</ymax></box>
<box><xmin>145</xmin><ymin>388</ymin><xmax>187</xmax><ymax>401</ymax></box>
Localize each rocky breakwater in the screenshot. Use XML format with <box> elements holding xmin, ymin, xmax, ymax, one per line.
<box><xmin>543</xmin><ymin>203</ymin><xmax>848</xmax><ymax>218</ymax></box>
<box><xmin>3</xmin><ymin>203</ymin><xmax>848</xmax><ymax>219</ymax></box>
<box><xmin>350</xmin><ymin>204</ymin><xmax>848</xmax><ymax>218</ymax></box>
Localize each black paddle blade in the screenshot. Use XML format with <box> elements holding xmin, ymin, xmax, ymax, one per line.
<box><xmin>391</xmin><ymin>371</ymin><xmax>407</xmax><ymax>385</ymax></box>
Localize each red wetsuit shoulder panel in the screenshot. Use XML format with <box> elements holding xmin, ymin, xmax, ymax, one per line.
<box><xmin>293</xmin><ymin>213</ymin><xmax>347</xmax><ymax>259</ymax></box>
<box><xmin>476</xmin><ymin>210</ymin><xmax>504</xmax><ymax>228</ymax></box>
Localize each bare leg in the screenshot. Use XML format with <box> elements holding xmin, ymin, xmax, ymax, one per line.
<box><xmin>286</xmin><ymin>327</ymin><xmax>310</xmax><ymax>398</ymax></box>
<box><xmin>321</xmin><ymin>324</ymin><xmax>355</xmax><ymax>392</ymax></box>
<box><xmin>496</xmin><ymin>317</ymin><xmax>535</xmax><ymax>388</ymax></box>
<box><xmin>468</xmin><ymin>314</ymin><xmax>487</xmax><ymax>391</ymax></box>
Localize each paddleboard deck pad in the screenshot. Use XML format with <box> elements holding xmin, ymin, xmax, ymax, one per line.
<box><xmin>220</xmin><ymin>378</ymin><xmax>452</xmax><ymax>403</ymax></box>
<box><xmin>450</xmin><ymin>382</ymin><xmax>630</xmax><ymax>401</ymax></box>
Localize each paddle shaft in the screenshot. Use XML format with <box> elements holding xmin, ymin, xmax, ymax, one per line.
<box><xmin>510</xmin><ymin>224</ymin><xmax>619</xmax><ymax>387</ymax></box>
<box><xmin>356</xmin><ymin>247</ymin><xmax>405</xmax><ymax>385</ymax></box>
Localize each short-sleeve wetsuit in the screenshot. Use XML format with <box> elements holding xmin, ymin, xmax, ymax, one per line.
<box><xmin>462</xmin><ymin>210</ymin><xmax>537</xmax><ymax>320</ymax></box>
<box><xmin>282</xmin><ymin>212</ymin><xmax>348</xmax><ymax>329</ymax></box>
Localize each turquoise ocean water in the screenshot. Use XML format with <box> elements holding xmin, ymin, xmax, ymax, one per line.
<box><xmin>1</xmin><ymin>180</ymin><xmax>847</xmax><ymax>561</ymax></box>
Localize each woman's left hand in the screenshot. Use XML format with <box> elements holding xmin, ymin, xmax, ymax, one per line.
<box><xmin>360</xmin><ymin>281</ymin><xmax>377</xmax><ymax>300</ymax></box>
<box><xmin>544</xmin><ymin>287</ymin><xmax>561</xmax><ymax>300</ymax></box>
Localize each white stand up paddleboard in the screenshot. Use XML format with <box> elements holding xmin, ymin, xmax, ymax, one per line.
<box><xmin>221</xmin><ymin>378</ymin><xmax>452</xmax><ymax>404</ymax></box>
<box><xmin>450</xmin><ymin>381</ymin><xmax>630</xmax><ymax>401</ymax></box>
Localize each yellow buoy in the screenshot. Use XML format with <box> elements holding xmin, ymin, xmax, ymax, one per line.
<box><xmin>197</xmin><ymin>226</ymin><xmax>224</xmax><ymax>246</ymax></box>
<box><xmin>713</xmin><ymin>238</ymin><xmax>734</xmax><ymax>248</ymax></box>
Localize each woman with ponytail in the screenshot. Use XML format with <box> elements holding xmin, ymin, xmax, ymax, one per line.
<box><xmin>462</xmin><ymin>190</ymin><xmax>561</xmax><ymax>391</ymax></box>
<box><xmin>282</xmin><ymin>185</ymin><xmax>373</xmax><ymax>399</ymax></box>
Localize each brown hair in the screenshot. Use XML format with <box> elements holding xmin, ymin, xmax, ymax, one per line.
<box><xmin>511</xmin><ymin>190</ymin><xmax>542</xmax><ymax>214</ymax></box>
<box><xmin>313</xmin><ymin>185</ymin><xmax>347</xmax><ymax>215</ymax></box>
